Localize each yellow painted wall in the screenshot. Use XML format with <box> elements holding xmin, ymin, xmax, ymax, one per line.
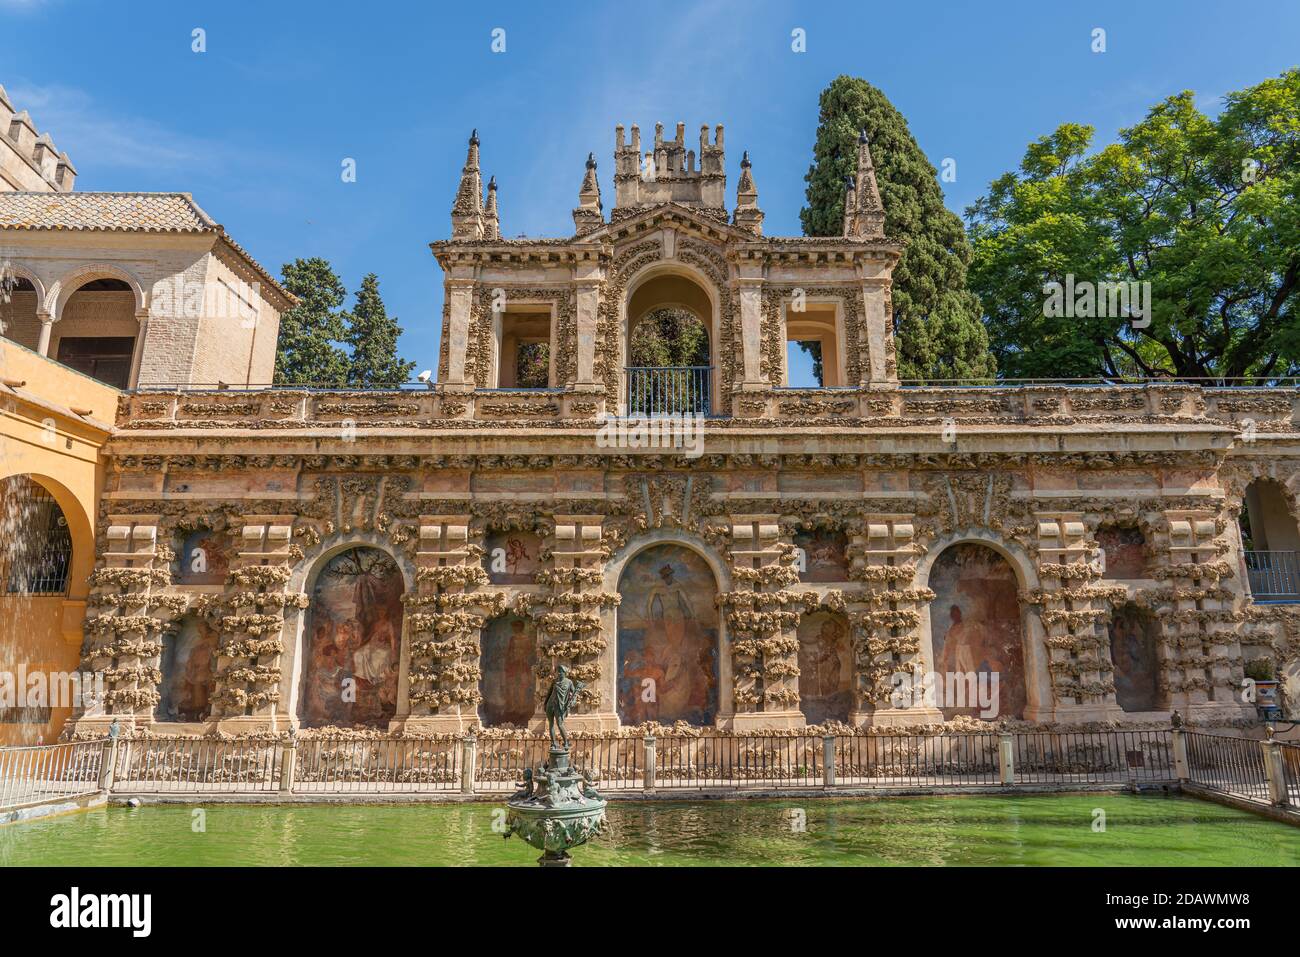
<box><xmin>0</xmin><ymin>338</ymin><xmax>115</xmax><ymax>743</ymax></box>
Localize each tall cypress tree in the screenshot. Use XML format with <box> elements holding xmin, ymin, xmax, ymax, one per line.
<box><xmin>801</xmin><ymin>76</ymin><xmax>996</xmax><ymax>382</ymax></box>
<box><xmin>274</xmin><ymin>257</ymin><xmax>350</xmax><ymax>386</ymax></box>
<box><xmin>346</xmin><ymin>273</ymin><xmax>416</xmax><ymax>387</ymax></box>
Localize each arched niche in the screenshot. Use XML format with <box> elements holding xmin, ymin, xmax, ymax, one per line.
<box><xmin>298</xmin><ymin>544</ymin><xmax>405</xmax><ymax>728</ymax></box>
<box><xmin>796</xmin><ymin>610</ymin><xmax>853</xmax><ymax>724</ymax></box>
<box><xmin>615</xmin><ymin>541</ymin><xmax>721</xmax><ymax>726</ymax></box>
<box><xmin>923</xmin><ymin>539</ymin><xmax>1034</xmax><ymax>721</ymax></box>
<box><xmin>156</xmin><ymin>613</ymin><xmax>219</xmax><ymax>722</ymax></box>
<box><xmin>1109</xmin><ymin>602</ymin><xmax>1162</xmax><ymax>713</ymax></box>
<box><xmin>480</xmin><ymin>612</ymin><xmax>537</xmax><ymax>727</ymax></box>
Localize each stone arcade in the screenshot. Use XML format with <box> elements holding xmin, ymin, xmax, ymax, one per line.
<box><xmin>4</xmin><ymin>112</ymin><xmax>1299</xmax><ymax>740</ymax></box>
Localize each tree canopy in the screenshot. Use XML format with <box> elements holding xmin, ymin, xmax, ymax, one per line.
<box><xmin>967</xmin><ymin>69</ymin><xmax>1300</xmax><ymax>381</ymax></box>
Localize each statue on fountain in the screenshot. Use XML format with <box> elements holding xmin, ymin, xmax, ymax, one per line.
<box><xmin>544</xmin><ymin>664</ymin><xmax>584</xmax><ymax>750</ymax></box>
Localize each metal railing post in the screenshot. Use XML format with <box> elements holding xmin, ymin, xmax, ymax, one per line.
<box><xmin>643</xmin><ymin>735</ymin><xmax>656</xmax><ymax>793</ymax></box>
<box><xmin>1261</xmin><ymin>738</ymin><xmax>1287</xmax><ymax>805</ymax></box>
<box><xmin>997</xmin><ymin>732</ymin><xmax>1015</xmax><ymax>786</ymax></box>
<box><xmin>1171</xmin><ymin>728</ymin><xmax>1189</xmax><ymax>781</ymax></box>
<box><xmin>823</xmin><ymin>735</ymin><xmax>836</xmax><ymax>787</ymax></box>
<box><xmin>97</xmin><ymin>738</ymin><xmax>118</xmax><ymax>793</ymax></box>
<box><xmin>460</xmin><ymin>733</ymin><xmax>477</xmax><ymax>795</ymax></box>
<box><xmin>279</xmin><ymin>737</ymin><xmax>296</xmax><ymax>793</ymax></box>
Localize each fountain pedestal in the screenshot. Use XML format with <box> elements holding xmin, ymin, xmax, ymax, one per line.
<box><xmin>505</xmin><ymin>746</ymin><xmax>607</xmax><ymax>867</ymax></box>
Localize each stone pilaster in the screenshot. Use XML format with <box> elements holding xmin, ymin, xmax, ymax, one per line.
<box><xmin>719</xmin><ymin>514</ymin><xmax>804</xmax><ymax>730</ymax></box>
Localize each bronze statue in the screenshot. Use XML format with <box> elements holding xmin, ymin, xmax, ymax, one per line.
<box><xmin>544</xmin><ymin>664</ymin><xmax>584</xmax><ymax>749</ymax></box>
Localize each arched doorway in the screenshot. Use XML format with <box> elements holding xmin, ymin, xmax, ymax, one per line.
<box><xmin>0</xmin><ymin>475</ymin><xmax>71</xmax><ymax>596</ymax></box>
<box><xmin>927</xmin><ymin>542</ymin><xmax>1027</xmax><ymax>720</ymax></box>
<box><xmin>480</xmin><ymin>612</ymin><xmax>537</xmax><ymax>727</ymax></box>
<box><xmin>624</xmin><ymin>270</ymin><xmax>715</xmax><ymax>417</ymax></box>
<box><xmin>300</xmin><ymin>546</ymin><xmax>404</xmax><ymax>728</ymax></box>
<box><xmin>616</xmin><ymin>543</ymin><xmax>720</xmax><ymax>725</ymax></box>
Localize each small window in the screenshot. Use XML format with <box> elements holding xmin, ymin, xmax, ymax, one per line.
<box><xmin>56</xmin><ymin>336</ymin><xmax>134</xmax><ymax>388</ymax></box>
<box><xmin>786</xmin><ymin>340</ymin><xmax>823</xmax><ymax>388</ymax></box>
<box><xmin>784</xmin><ymin>303</ymin><xmax>842</xmax><ymax>387</ymax></box>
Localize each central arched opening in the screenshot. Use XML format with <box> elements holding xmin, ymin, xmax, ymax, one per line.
<box><xmin>624</xmin><ymin>270</ymin><xmax>714</xmax><ymax>417</ymax></box>
<box><xmin>927</xmin><ymin>542</ymin><xmax>1027</xmax><ymax>720</ymax></box>
<box><xmin>1239</xmin><ymin>479</ymin><xmax>1300</xmax><ymax>602</ymax></box>
<box><xmin>53</xmin><ymin>277</ymin><xmax>139</xmax><ymax>388</ymax></box>
<box><xmin>300</xmin><ymin>546</ymin><xmax>404</xmax><ymax>728</ymax></box>
<box><xmin>616</xmin><ymin>543</ymin><xmax>720</xmax><ymax>725</ymax></box>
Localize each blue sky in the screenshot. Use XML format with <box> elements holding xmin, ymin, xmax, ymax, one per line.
<box><xmin>5</xmin><ymin>0</ymin><xmax>1298</xmax><ymax>380</ymax></box>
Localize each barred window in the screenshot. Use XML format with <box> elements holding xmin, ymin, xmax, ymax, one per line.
<box><xmin>0</xmin><ymin>476</ymin><xmax>72</xmax><ymax>596</ymax></box>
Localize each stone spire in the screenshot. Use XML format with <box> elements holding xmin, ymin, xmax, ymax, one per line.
<box><xmin>483</xmin><ymin>175</ymin><xmax>500</xmax><ymax>240</ymax></box>
<box><xmin>451</xmin><ymin>129</ymin><xmax>485</xmax><ymax>240</ymax></box>
<box><xmin>843</xmin><ymin>128</ymin><xmax>886</xmax><ymax>239</ymax></box>
<box><xmin>572</xmin><ymin>152</ymin><xmax>604</xmax><ymax>235</ymax></box>
<box><xmin>732</xmin><ymin>150</ymin><xmax>764</xmax><ymax>235</ymax></box>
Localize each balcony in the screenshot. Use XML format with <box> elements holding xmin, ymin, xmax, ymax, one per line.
<box><xmin>626</xmin><ymin>366</ymin><xmax>712</xmax><ymax>418</ymax></box>
<box><xmin>1244</xmin><ymin>550</ymin><xmax>1300</xmax><ymax>602</ymax></box>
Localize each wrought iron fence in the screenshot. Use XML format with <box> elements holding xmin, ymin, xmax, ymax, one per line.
<box><xmin>0</xmin><ymin>739</ymin><xmax>103</xmax><ymax>811</ymax></box>
<box><xmin>1244</xmin><ymin>550</ymin><xmax>1300</xmax><ymax>601</ymax></box>
<box><xmin>625</xmin><ymin>366</ymin><xmax>711</xmax><ymax>417</ymax></box>
<box><xmin>1183</xmin><ymin>731</ymin><xmax>1270</xmax><ymax>803</ymax></box>
<box><xmin>1014</xmin><ymin>730</ymin><xmax>1174</xmax><ymax>785</ymax></box>
<box><xmin>1282</xmin><ymin>741</ymin><xmax>1300</xmax><ymax>807</ymax></box>
<box><xmin>834</xmin><ymin>734</ymin><xmax>1000</xmax><ymax>787</ymax></box>
<box><xmin>655</xmin><ymin>735</ymin><xmax>825</xmax><ymax>789</ymax></box>
<box><xmin>293</xmin><ymin>737</ymin><xmax>461</xmax><ymax>792</ymax></box>
<box><xmin>115</xmin><ymin>737</ymin><xmax>282</xmax><ymax>793</ymax></box>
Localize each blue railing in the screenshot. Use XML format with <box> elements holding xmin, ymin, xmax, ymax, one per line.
<box><xmin>626</xmin><ymin>366</ymin><xmax>712</xmax><ymax>417</ymax></box>
<box><xmin>1245</xmin><ymin>550</ymin><xmax>1300</xmax><ymax>602</ymax></box>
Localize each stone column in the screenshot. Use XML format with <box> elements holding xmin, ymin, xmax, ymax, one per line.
<box><xmin>441</xmin><ymin>274</ymin><xmax>477</xmax><ymax>389</ymax></box>
<box><xmin>573</xmin><ymin>266</ymin><xmax>603</xmax><ymax>388</ymax></box>
<box><xmin>35</xmin><ymin>313</ymin><xmax>53</xmax><ymax>357</ymax></box>
<box><xmin>859</xmin><ymin>276</ymin><xmax>891</xmax><ymax>386</ymax></box>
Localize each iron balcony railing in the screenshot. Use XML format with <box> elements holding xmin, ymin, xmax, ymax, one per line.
<box><xmin>626</xmin><ymin>366</ymin><xmax>712</xmax><ymax>417</ymax></box>
<box><xmin>1244</xmin><ymin>550</ymin><xmax>1300</xmax><ymax>602</ymax></box>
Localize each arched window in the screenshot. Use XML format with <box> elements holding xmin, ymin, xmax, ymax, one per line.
<box><xmin>616</xmin><ymin>543</ymin><xmax>719</xmax><ymax>726</ymax></box>
<box><xmin>54</xmin><ymin>278</ymin><xmax>138</xmax><ymax>388</ymax></box>
<box><xmin>0</xmin><ymin>476</ymin><xmax>72</xmax><ymax>595</ymax></box>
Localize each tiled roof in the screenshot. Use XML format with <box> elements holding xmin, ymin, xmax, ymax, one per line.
<box><xmin>0</xmin><ymin>191</ymin><xmax>216</xmax><ymax>232</ymax></box>
<box><xmin>0</xmin><ymin>191</ymin><xmax>293</xmax><ymax>305</ymax></box>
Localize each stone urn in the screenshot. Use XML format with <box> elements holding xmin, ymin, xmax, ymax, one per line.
<box><xmin>505</xmin><ymin>747</ymin><xmax>607</xmax><ymax>867</ymax></box>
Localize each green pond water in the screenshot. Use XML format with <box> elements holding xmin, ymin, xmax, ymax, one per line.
<box><xmin>3</xmin><ymin>794</ymin><xmax>1298</xmax><ymax>866</ymax></box>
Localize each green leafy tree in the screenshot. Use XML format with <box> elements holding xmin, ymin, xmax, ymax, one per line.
<box><xmin>628</xmin><ymin>308</ymin><xmax>709</xmax><ymax>367</ymax></box>
<box><xmin>346</xmin><ymin>273</ymin><xmax>416</xmax><ymax>387</ymax></box>
<box><xmin>968</xmin><ymin>69</ymin><xmax>1300</xmax><ymax>381</ymax></box>
<box><xmin>801</xmin><ymin>75</ymin><xmax>995</xmax><ymax>382</ymax></box>
<box><xmin>274</xmin><ymin>258</ymin><xmax>350</xmax><ymax>386</ymax></box>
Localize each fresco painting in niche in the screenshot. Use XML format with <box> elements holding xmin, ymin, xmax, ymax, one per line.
<box><xmin>1097</xmin><ymin>526</ymin><xmax>1147</xmax><ymax>580</ymax></box>
<box><xmin>484</xmin><ymin>530</ymin><xmax>543</xmax><ymax>585</ymax></box>
<box><xmin>928</xmin><ymin>544</ymin><xmax>1027</xmax><ymax>720</ymax></box>
<box><xmin>481</xmin><ymin>614</ymin><xmax>537</xmax><ymax>727</ymax></box>
<box><xmin>617</xmin><ymin>544</ymin><xmax>719</xmax><ymax>726</ymax></box>
<box><xmin>303</xmin><ymin>547</ymin><xmax>404</xmax><ymax>728</ymax></box>
<box><xmin>1110</xmin><ymin>603</ymin><xmax>1161</xmax><ymax>712</ymax></box>
<box><xmin>794</xmin><ymin>529</ymin><xmax>850</xmax><ymax>582</ymax></box>
<box><xmin>797</xmin><ymin>611</ymin><xmax>853</xmax><ymax>723</ymax></box>
<box><xmin>176</xmin><ymin>528</ymin><xmax>231</xmax><ymax>585</ymax></box>
<box><xmin>157</xmin><ymin>615</ymin><xmax>218</xmax><ymax>721</ymax></box>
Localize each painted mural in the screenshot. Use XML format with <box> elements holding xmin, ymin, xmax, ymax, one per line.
<box><xmin>797</xmin><ymin>611</ymin><xmax>854</xmax><ymax>723</ymax></box>
<box><xmin>1109</xmin><ymin>603</ymin><xmax>1161</xmax><ymax>712</ymax></box>
<box><xmin>176</xmin><ymin>528</ymin><xmax>231</xmax><ymax>585</ymax></box>
<box><xmin>484</xmin><ymin>530</ymin><xmax>543</xmax><ymax>585</ymax></box>
<box><xmin>481</xmin><ymin>614</ymin><xmax>537</xmax><ymax>727</ymax></box>
<box><xmin>1097</xmin><ymin>525</ymin><xmax>1147</xmax><ymax>580</ymax></box>
<box><xmin>302</xmin><ymin>547</ymin><xmax>404</xmax><ymax>728</ymax></box>
<box><xmin>157</xmin><ymin>615</ymin><xmax>218</xmax><ymax>722</ymax></box>
<box><xmin>617</xmin><ymin>544</ymin><xmax>719</xmax><ymax>726</ymax></box>
<box><xmin>794</xmin><ymin>529</ymin><xmax>850</xmax><ymax>582</ymax></box>
<box><xmin>928</xmin><ymin>543</ymin><xmax>1027</xmax><ymax>720</ymax></box>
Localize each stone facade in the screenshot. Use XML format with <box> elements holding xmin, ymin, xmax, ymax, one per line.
<box><xmin>55</xmin><ymin>122</ymin><xmax>1300</xmax><ymax>737</ymax></box>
